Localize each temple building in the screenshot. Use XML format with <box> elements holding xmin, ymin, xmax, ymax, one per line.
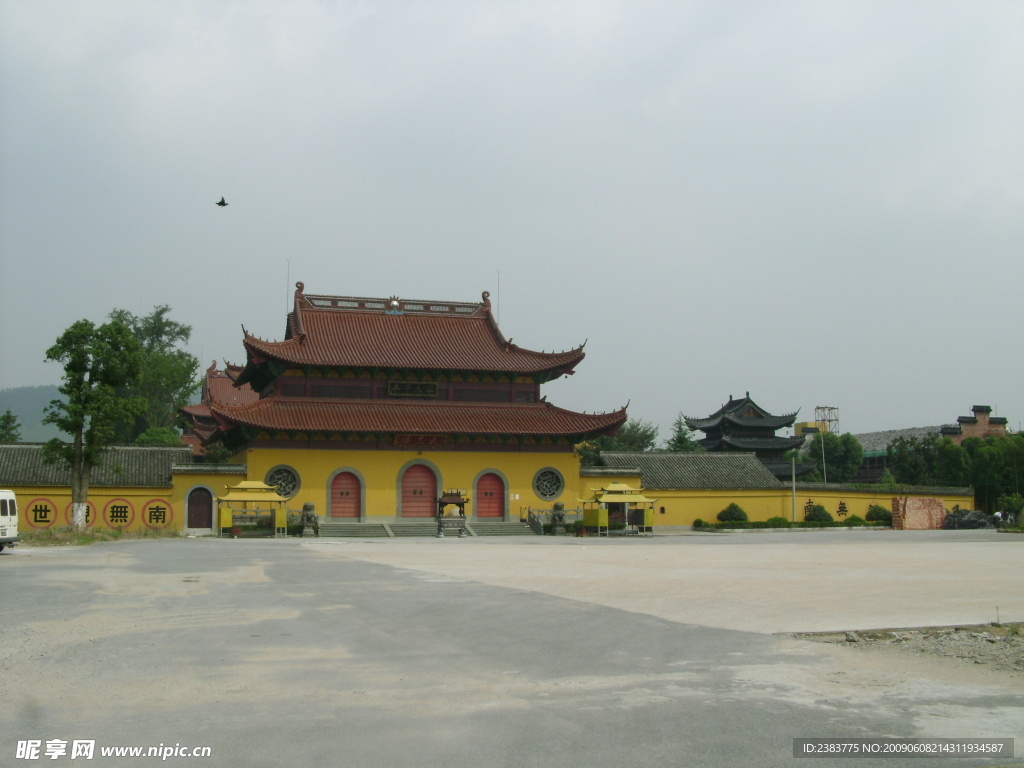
<box><xmin>684</xmin><ymin>393</ymin><xmax>805</xmax><ymax>480</ymax></box>
<box><xmin>187</xmin><ymin>282</ymin><xmax>627</xmax><ymax>525</ymax></box>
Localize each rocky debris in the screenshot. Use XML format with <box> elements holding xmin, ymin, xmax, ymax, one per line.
<box><xmin>943</xmin><ymin>509</ymin><xmax>997</xmax><ymax>529</ymax></box>
<box><xmin>796</xmin><ymin>624</ymin><xmax>1024</xmax><ymax>674</ymax></box>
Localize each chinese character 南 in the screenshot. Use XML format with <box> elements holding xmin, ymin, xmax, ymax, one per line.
<box><xmin>147</xmin><ymin>505</ymin><xmax>167</xmax><ymax>524</ymax></box>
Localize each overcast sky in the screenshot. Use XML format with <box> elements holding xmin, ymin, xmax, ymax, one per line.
<box><xmin>1</xmin><ymin>0</ymin><xmax>1021</xmax><ymax>440</ymax></box>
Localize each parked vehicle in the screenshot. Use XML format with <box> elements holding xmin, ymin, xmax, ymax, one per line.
<box><xmin>0</xmin><ymin>489</ymin><xmax>19</xmax><ymax>552</ymax></box>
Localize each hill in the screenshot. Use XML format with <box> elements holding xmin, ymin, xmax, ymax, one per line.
<box><xmin>0</xmin><ymin>385</ymin><xmax>63</xmax><ymax>442</ymax></box>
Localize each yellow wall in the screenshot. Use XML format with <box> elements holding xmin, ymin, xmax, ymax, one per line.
<box><xmin>15</xmin><ymin>486</ymin><xmax>183</xmax><ymax>533</ymax></box>
<box><xmin>647</xmin><ymin>489</ymin><xmax>790</xmax><ymax>526</ymax></box>
<box><xmin>789</xmin><ymin>488</ymin><xmax>974</xmax><ymax>523</ymax></box>
<box><xmin>576</xmin><ymin>474</ymin><xmax>974</xmax><ymax>527</ymax></box>
<box><xmin>12</xmin><ymin>470</ymin><xmax>249</xmax><ymax>534</ymax></box>
<box><xmin>244</xmin><ymin>446</ymin><xmax>581</xmax><ymax>521</ymax></box>
<box><xmin>12</xmin><ymin>459</ymin><xmax>975</xmax><ymax>533</ymax></box>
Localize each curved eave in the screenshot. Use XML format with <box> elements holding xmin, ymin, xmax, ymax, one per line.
<box><xmin>210</xmin><ymin>398</ymin><xmax>626</xmax><ymax>441</ymax></box>
<box><xmin>685</xmin><ymin>412</ymin><xmax>799</xmax><ymax>431</ymax></box>
<box><xmin>239</xmin><ymin>332</ymin><xmax>584</xmax><ymax>381</ymax></box>
<box><xmin>719</xmin><ymin>435</ymin><xmax>807</xmax><ymax>451</ymax></box>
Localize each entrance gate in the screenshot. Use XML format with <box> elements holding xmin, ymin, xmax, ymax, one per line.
<box><xmin>475</xmin><ymin>473</ymin><xmax>505</xmax><ymax>518</ymax></box>
<box><xmin>401</xmin><ymin>465</ymin><xmax>436</xmax><ymax>517</ymax></box>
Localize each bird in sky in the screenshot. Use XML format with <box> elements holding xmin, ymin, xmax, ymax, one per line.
<box><xmin>216</xmin><ymin>197</ymin><xmax>228</xmax><ymax>207</ymax></box>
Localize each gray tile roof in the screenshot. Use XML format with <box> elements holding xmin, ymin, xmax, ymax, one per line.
<box><xmin>171</xmin><ymin>463</ymin><xmax>247</xmax><ymax>475</ymax></box>
<box><xmin>796</xmin><ymin>481</ymin><xmax>972</xmax><ymax>496</ymax></box>
<box><xmin>599</xmin><ymin>452</ymin><xmax>784</xmax><ymax>490</ymax></box>
<box><xmin>0</xmin><ymin>444</ymin><xmax>193</xmax><ymax>488</ymax></box>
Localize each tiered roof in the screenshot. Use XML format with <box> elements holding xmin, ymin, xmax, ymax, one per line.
<box><xmin>180</xmin><ymin>362</ymin><xmax>259</xmax><ymax>450</ymax></box>
<box><xmin>684</xmin><ymin>393</ymin><xmax>805</xmax><ymax>459</ymax></box>
<box><xmin>203</xmin><ymin>283</ymin><xmax>625</xmax><ymax>445</ymax></box>
<box><xmin>684</xmin><ymin>393</ymin><xmax>799</xmax><ymax>432</ymax></box>
<box><xmin>236</xmin><ymin>283</ymin><xmax>584</xmax><ymax>386</ymax></box>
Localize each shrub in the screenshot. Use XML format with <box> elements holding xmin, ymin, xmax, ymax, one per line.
<box><xmin>804</xmin><ymin>504</ymin><xmax>833</xmax><ymax>523</ymax></box>
<box><xmin>865</xmin><ymin>505</ymin><xmax>892</xmax><ymax>525</ymax></box>
<box><xmin>765</xmin><ymin>516</ymin><xmax>790</xmax><ymax>528</ymax></box>
<box><xmin>717</xmin><ymin>503</ymin><xmax>748</xmax><ymax>523</ymax></box>
<box><xmin>844</xmin><ymin>515</ymin><xmax>865</xmax><ymax>527</ymax></box>
<box><xmin>692</xmin><ymin>518</ymin><xmax>707</xmax><ymax>529</ymax></box>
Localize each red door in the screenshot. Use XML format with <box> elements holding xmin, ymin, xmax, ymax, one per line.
<box><xmin>476</xmin><ymin>473</ymin><xmax>505</xmax><ymax>518</ymax></box>
<box><xmin>331</xmin><ymin>472</ymin><xmax>361</xmax><ymax>518</ymax></box>
<box><xmin>401</xmin><ymin>465</ymin><xmax>436</xmax><ymax>517</ymax></box>
<box><xmin>187</xmin><ymin>488</ymin><xmax>213</xmax><ymax>528</ymax></box>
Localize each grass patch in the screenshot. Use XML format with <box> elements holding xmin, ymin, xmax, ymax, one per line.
<box><xmin>17</xmin><ymin>527</ymin><xmax>182</xmax><ymax>547</ymax></box>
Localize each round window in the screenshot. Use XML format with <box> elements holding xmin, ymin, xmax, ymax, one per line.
<box><xmin>533</xmin><ymin>467</ymin><xmax>564</xmax><ymax>501</ymax></box>
<box><xmin>266</xmin><ymin>466</ymin><xmax>300</xmax><ymax>497</ymax></box>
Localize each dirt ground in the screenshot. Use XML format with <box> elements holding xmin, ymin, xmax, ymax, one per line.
<box><xmin>303</xmin><ymin>531</ymin><xmax>1024</xmax><ymax>692</ymax></box>
<box><xmin>5</xmin><ymin>530</ymin><xmax>1023</xmax><ymax>764</ymax></box>
<box><xmin>797</xmin><ymin>623</ymin><xmax>1024</xmax><ymax>675</ymax></box>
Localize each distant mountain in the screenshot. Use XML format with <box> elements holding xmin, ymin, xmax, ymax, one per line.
<box><xmin>0</xmin><ymin>385</ymin><xmax>63</xmax><ymax>442</ymax></box>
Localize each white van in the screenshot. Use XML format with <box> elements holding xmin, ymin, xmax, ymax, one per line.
<box><xmin>0</xmin><ymin>489</ymin><xmax>19</xmax><ymax>552</ymax></box>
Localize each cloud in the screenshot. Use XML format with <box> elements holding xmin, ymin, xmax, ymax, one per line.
<box><xmin>1</xmin><ymin>0</ymin><xmax>1022</xmax><ymax>435</ymax></box>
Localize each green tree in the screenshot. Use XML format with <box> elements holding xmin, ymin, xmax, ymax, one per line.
<box><xmin>135</xmin><ymin>426</ymin><xmax>183</xmax><ymax>445</ymax></box>
<box><xmin>577</xmin><ymin>418</ymin><xmax>659</xmax><ymax>466</ymax></box>
<box><xmin>963</xmin><ymin>438</ymin><xmax>1004</xmax><ymax>513</ymax></box>
<box><xmin>803</xmin><ymin>432</ymin><xmax>864</xmax><ymax>483</ymax></box>
<box><xmin>108</xmin><ymin>305</ymin><xmax>199</xmax><ymax>443</ymax></box>
<box><xmin>934</xmin><ymin>438</ymin><xmax>971</xmax><ymax>486</ymax></box>
<box><xmin>887</xmin><ymin>436</ymin><xmax>933</xmax><ymax>485</ymax></box>
<box><xmin>663</xmin><ymin>414</ymin><xmax>704</xmax><ymax>452</ymax></box>
<box><xmin>42</xmin><ymin>319</ymin><xmax>144</xmax><ymax>529</ymax></box>
<box><xmin>0</xmin><ymin>408</ymin><xmax>22</xmax><ymax>442</ymax></box>
<box><xmin>886</xmin><ymin>433</ymin><xmax>1022</xmax><ymax>512</ymax></box>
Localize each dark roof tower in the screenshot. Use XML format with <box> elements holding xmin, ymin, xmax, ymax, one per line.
<box><xmin>684</xmin><ymin>393</ymin><xmax>805</xmax><ymax>478</ymax></box>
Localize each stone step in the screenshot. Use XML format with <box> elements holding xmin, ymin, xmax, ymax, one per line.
<box><xmin>313</xmin><ymin>520</ymin><xmax>539</xmax><ymax>538</ymax></box>
<box><xmin>388</xmin><ymin>521</ymin><xmax>445</xmax><ymax>537</ymax></box>
<box><xmin>318</xmin><ymin>522</ymin><xmax>391</xmax><ymax>538</ymax></box>
<box><xmin>466</xmin><ymin>521</ymin><xmax>537</xmax><ymax>536</ymax></box>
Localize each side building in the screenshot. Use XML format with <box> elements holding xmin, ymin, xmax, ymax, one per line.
<box><xmin>684</xmin><ymin>393</ymin><xmax>807</xmax><ymax>480</ymax></box>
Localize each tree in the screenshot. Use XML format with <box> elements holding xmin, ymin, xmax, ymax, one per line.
<box><xmin>663</xmin><ymin>414</ymin><xmax>704</xmax><ymax>452</ymax></box>
<box><xmin>577</xmin><ymin>418</ymin><xmax>659</xmax><ymax>466</ymax></box>
<box><xmin>42</xmin><ymin>319</ymin><xmax>144</xmax><ymax>529</ymax></box>
<box><xmin>887</xmin><ymin>436</ymin><xmax>933</xmax><ymax>485</ymax></box>
<box><xmin>135</xmin><ymin>426</ymin><xmax>183</xmax><ymax>445</ymax></box>
<box><xmin>802</xmin><ymin>432</ymin><xmax>864</xmax><ymax>483</ymax></box>
<box><xmin>0</xmin><ymin>408</ymin><xmax>22</xmax><ymax>442</ymax></box>
<box><xmin>107</xmin><ymin>305</ymin><xmax>200</xmax><ymax>443</ymax></box>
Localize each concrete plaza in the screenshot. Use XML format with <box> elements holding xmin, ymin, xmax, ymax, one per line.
<box><xmin>2</xmin><ymin>530</ymin><xmax>1022</xmax><ymax>767</ymax></box>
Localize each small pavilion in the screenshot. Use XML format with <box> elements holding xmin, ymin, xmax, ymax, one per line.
<box><xmin>580</xmin><ymin>482</ymin><xmax>657</xmax><ymax>535</ymax></box>
<box><xmin>216</xmin><ymin>480</ymin><xmax>288</xmax><ymax>537</ymax></box>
